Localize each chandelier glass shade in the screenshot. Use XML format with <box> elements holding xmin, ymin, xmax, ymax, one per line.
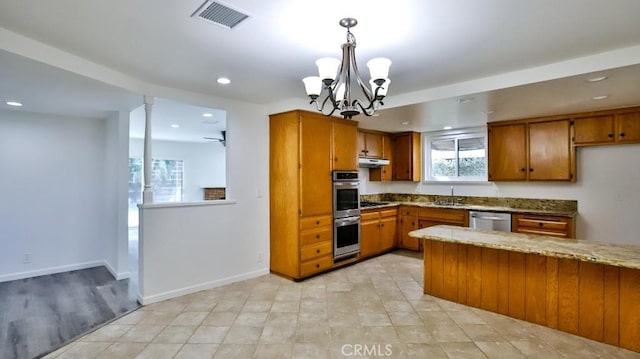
<box><xmin>302</xmin><ymin>18</ymin><xmax>391</xmax><ymax>119</ymax></box>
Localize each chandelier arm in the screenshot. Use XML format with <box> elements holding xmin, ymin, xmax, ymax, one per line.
<box><xmin>352</xmin><ymin>98</ymin><xmax>376</xmax><ymax>117</ymax></box>
<box><xmin>319</xmin><ymin>93</ymin><xmax>338</xmax><ymax>117</ymax></box>
<box><xmin>349</xmin><ymin>46</ymin><xmax>374</xmax><ymax>103</ymax></box>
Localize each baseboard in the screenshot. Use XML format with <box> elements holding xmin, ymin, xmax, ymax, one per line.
<box><xmin>0</xmin><ymin>261</ymin><xmax>104</xmax><ymax>283</ymax></box>
<box><xmin>103</xmin><ymin>260</ymin><xmax>130</xmax><ymax>280</ymax></box>
<box><xmin>138</xmin><ymin>268</ymin><xmax>270</xmax><ymax>305</ymax></box>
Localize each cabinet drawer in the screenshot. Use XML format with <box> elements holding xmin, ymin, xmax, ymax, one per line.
<box><xmin>300</xmin><ymin>241</ymin><xmax>333</xmax><ymax>261</ymax></box>
<box><xmin>300</xmin><ymin>215</ymin><xmax>333</xmax><ymax>231</ymax></box>
<box><xmin>379</xmin><ymin>208</ymin><xmax>398</xmax><ymax>218</ymax></box>
<box><xmin>516</xmin><ymin>228</ymin><xmax>569</xmax><ymax>238</ymax></box>
<box><xmin>300</xmin><ymin>255</ymin><xmax>333</xmax><ymax>277</ymax></box>
<box><xmin>360</xmin><ymin>210</ymin><xmax>380</xmax><ymax>222</ymax></box>
<box><xmin>400</xmin><ymin>206</ymin><xmax>418</xmax><ymax>217</ymax></box>
<box><xmin>514</xmin><ymin>216</ymin><xmax>569</xmax><ymax>231</ymax></box>
<box><xmin>419</xmin><ymin>208</ymin><xmax>468</xmax><ymax>224</ymax></box>
<box><xmin>300</xmin><ymin>227</ymin><xmax>332</xmax><ymax>246</ymax></box>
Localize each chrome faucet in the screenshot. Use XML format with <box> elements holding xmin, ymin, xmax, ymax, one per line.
<box><xmin>449</xmin><ymin>186</ymin><xmax>454</xmax><ymax>205</ymax></box>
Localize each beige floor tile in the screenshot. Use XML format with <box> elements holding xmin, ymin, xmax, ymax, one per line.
<box><xmin>330</xmin><ymin>326</ymin><xmax>368</xmax><ymax>344</ymax></box>
<box><xmin>383</xmin><ymin>300</ymin><xmax>414</xmax><ymax>312</ymax></box>
<box><xmin>259</xmin><ymin>325</ymin><xmax>296</xmax><ymax>344</ymax></box>
<box><xmin>388</xmin><ymin>311</ymin><xmax>423</xmax><ymax>326</ymax></box>
<box><xmin>475</xmin><ymin>341</ymin><xmax>526</xmax><ymax>358</ymax></box>
<box><xmin>188</xmin><ymin>326</ymin><xmax>229</xmax><ymax>344</ymax></box>
<box><xmin>326</xmin><ymin>311</ymin><xmax>360</xmax><ymax>327</ymax></box>
<box><xmin>395</xmin><ymin>325</ymin><xmax>435</xmax><ymax>344</ymax></box>
<box><xmin>137</xmin><ymin>311</ymin><xmax>179</xmax><ymax>326</ymax></box>
<box><xmin>418</xmin><ymin>310</ymin><xmax>456</xmax><ymax>326</ymax></box>
<box><xmin>174</xmin><ymin>344</ymin><xmax>219</xmax><ymax>359</ymax></box>
<box><xmin>243</xmin><ymin>300</ymin><xmax>274</xmax><ymax>312</ymax></box>
<box><xmin>184</xmin><ymin>301</ymin><xmax>217</xmax><ymax>312</ymax></box>
<box><xmin>270</xmin><ymin>300</ymin><xmax>300</xmax><ymax>313</ymax></box>
<box><xmin>458</xmin><ymin>323</ymin><xmax>507</xmax><ymax>342</ymax></box>
<box><xmin>234</xmin><ymin>312</ymin><xmax>269</xmax><ymax>326</ymax></box>
<box><xmin>265</xmin><ymin>312</ymin><xmax>298</xmax><ymax>328</ymax></box>
<box><xmin>211</xmin><ymin>301</ymin><xmax>245</xmax><ymax>313</ymax></box>
<box><xmin>111</xmin><ymin>311</ymin><xmax>145</xmax><ymax>325</ymax></box>
<box><xmin>440</xmin><ymin>342</ymin><xmax>487</xmax><ymax>359</ymax></box>
<box><xmin>428</xmin><ymin>323</ymin><xmax>472</xmax><ymax>343</ymax></box>
<box><xmin>223</xmin><ymin>325</ymin><xmax>263</xmax><ymax>344</ymax></box>
<box><xmin>141</xmin><ymin>300</ymin><xmax>187</xmax><ymax>314</ymax></box>
<box><xmin>134</xmin><ymin>343</ymin><xmax>182</xmax><ymax>359</ymax></box>
<box><xmin>82</xmin><ymin>324</ymin><xmax>133</xmax><ymax>342</ymax></box>
<box><xmin>356</xmin><ymin>299</ymin><xmax>386</xmax><ymax>313</ymax></box>
<box><xmin>169</xmin><ymin>312</ymin><xmax>208</xmax><ymax>326</ymax></box>
<box><xmin>117</xmin><ymin>325</ymin><xmax>165</xmax><ymax>343</ymax></box>
<box><xmin>95</xmin><ymin>343</ymin><xmax>147</xmax><ymax>359</ymax></box>
<box><xmin>299</xmin><ymin>299</ymin><xmax>327</xmax><ymax>312</ymax></box>
<box><xmin>294</xmin><ymin>324</ymin><xmax>331</xmax><ymax>344</ymax></box>
<box><xmin>275</xmin><ymin>290</ymin><xmax>302</xmax><ymax>302</ymax></box>
<box><xmin>358</xmin><ymin>312</ymin><xmax>392</xmax><ymax>326</ymax></box>
<box><xmin>410</xmin><ymin>298</ymin><xmax>441</xmax><ymax>311</ymax></box>
<box><xmin>152</xmin><ymin>325</ymin><xmax>197</xmax><ymax>344</ymax></box>
<box><xmin>213</xmin><ymin>344</ymin><xmax>256</xmax><ymax>359</ymax></box>
<box><xmin>395</xmin><ymin>343</ymin><xmax>448</xmax><ymax>358</ymax></box>
<box><xmin>297</xmin><ymin>310</ymin><xmax>328</xmax><ymax>325</ymax></box>
<box><xmin>201</xmin><ymin>311</ymin><xmax>238</xmax><ymax>326</ymax></box>
<box><xmin>291</xmin><ymin>343</ymin><xmax>330</xmax><ymax>359</ymax></box>
<box><xmin>253</xmin><ymin>343</ymin><xmax>292</xmax><ymax>359</ymax></box>
<box><xmin>57</xmin><ymin>342</ymin><xmax>110</xmax><ymax>359</ymax></box>
<box><xmin>363</xmin><ymin>326</ymin><xmax>402</xmax><ymax>343</ymax></box>
<box><xmin>447</xmin><ymin>308</ymin><xmax>487</xmax><ymax>325</ymax></box>
<box><xmin>510</xmin><ymin>340</ymin><xmax>565</xmax><ymax>359</ymax></box>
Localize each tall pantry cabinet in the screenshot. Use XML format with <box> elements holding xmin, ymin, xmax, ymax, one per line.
<box><xmin>269</xmin><ymin>110</ymin><xmax>358</xmax><ymax>279</ymax></box>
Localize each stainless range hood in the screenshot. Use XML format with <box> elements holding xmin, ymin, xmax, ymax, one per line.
<box><xmin>358</xmin><ymin>158</ymin><xmax>390</xmax><ymax>168</ymax></box>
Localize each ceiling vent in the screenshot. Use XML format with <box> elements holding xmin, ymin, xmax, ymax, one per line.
<box><xmin>192</xmin><ymin>1</ymin><xmax>250</xmax><ymax>29</ymax></box>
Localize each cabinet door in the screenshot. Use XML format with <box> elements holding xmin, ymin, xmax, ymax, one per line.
<box><xmin>369</xmin><ymin>134</ymin><xmax>393</xmax><ymax>181</ymax></box>
<box><xmin>617</xmin><ymin>111</ymin><xmax>640</xmax><ymax>143</ymax></box>
<box><xmin>300</xmin><ymin>116</ymin><xmax>332</xmax><ymax>216</ymax></box>
<box><xmin>400</xmin><ymin>215</ymin><xmax>419</xmax><ymax>250</ymax></box>
<box><xmin>333</xmin><ymin>120</ymin><xmax>358</xmax><ymax>170</ymax></box>
<box><xmin>488</xmin><ymin>123</ymin><xmax>527</xmax><ymax>181</ymax></box>
<box><xmin>572</xmin><ymin>115</ymin><xmax>615</xmax><ymax>145</ymax></box>
<box><xmin>360</xmin><ymin>218</ymin><xmax>380</xmax><ymax>258</ymax></box>
<box><xmin>529</xmin><ymin>120</ymin><xmax>572</xmax><ymax>181</ymax></box>
<box><xmin>393</xmin><ymin>133</ymin><xmax>420</xmax><ymax>181</ymax></box>
<box><xmin>357</xmin><ymin>131</ymin><xmax>367</xmax><ymax>157</ymax></box>
<box><xmin>379</xmin><ymin>216</ymin><xmax>397</xmax><ymax>251</ymax></box>
<box><xmin>365</xmin><ymin>132</ymin><xmax>383</xmax><ymax>158</ymax></box>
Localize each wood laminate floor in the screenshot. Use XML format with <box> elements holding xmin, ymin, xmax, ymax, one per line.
<box><xmin>0</xmin><ymin>264</ymin><xmax>139</xmax><ymax>359</ymax></box>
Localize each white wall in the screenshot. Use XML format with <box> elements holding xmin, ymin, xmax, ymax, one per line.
<box><xmin>0</xmin><ymin>110</ymin><xmax>121</xmax><ymax>281</ymax></box>
<box><xmin>129</xmin><ymin>138</ymin><xmax>226</xmax><ymax>202</ymax></box>
<box><xmin>361</xmin><ymin>144</ymin><xmax>640</xmax><ymax>245</ymax></box>
<box><xmin>138</xmin><ymin>103</ymin><xmax>269</xmax><ymax>304</ymax></box>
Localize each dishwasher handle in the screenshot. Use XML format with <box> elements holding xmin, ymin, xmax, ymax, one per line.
<box><xmin>472</xmin><ymin>215</ymin><xmax>510</xmax><ymax>221</ymax></box>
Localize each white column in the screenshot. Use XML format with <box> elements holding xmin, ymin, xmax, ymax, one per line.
<box><xmin>143</xmin><ymin>95</ymin><xmax>154</xmax><ymax>203</ymax></box>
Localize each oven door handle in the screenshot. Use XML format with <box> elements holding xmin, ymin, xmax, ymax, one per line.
<box><xmin>335</xmin><ymin>217</ymin><xmax>361</xmax><ymax>226</ymax></box>
<box><xmin>333</xmin><ymin>182</ymin><xmax>359</xmax><ymax>187</ymax></box>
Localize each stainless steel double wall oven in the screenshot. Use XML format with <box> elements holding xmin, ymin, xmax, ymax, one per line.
<box><xmin>332</xmin><ymin>170</ymin><xmax>360</xmax><ymax>259</ymax></box>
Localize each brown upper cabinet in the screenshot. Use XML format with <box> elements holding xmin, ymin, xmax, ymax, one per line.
<box><xmin>369</xmin><ymin>133</ymin><xmax>393</xmax><ymax>181</ymax></box>
<box><xmin>357</xmin><ymin>130</ymin><xmax>383</xmax><ymax>158</ymax></box>
<box><xmin>392</xmin><ymin>132</ymin><xmax>421</xmax><ymax>182</ymax></box>
<box><xmin>573</xmin><ymin>109</ymin><xmax>640</xmax><ymax>146</ymax></box>
<box><xmin>488</xmin><ymin>119</ymin><xmax>574</xmax><ymax>181</ymax></box>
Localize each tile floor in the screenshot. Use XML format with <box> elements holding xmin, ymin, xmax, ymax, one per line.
<box><xmin>44</xmin><ymin>251</ymin><xmax>640</xmax><ymax>358</ymax></box>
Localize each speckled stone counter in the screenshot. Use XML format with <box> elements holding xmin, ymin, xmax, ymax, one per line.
<box><xmin>409</xmin><ymin>225</ymin><xmax>640</xmax><ymax>269</ymax></box>
<box><xmin>361</xmin><ymin>194</ymin><xmax>577</xmax><ymax>217</ymax></box>
<box><xmin>410</xmin><ymin>225</ymin><xmax>640</xmax><ymax>352</ymax></box>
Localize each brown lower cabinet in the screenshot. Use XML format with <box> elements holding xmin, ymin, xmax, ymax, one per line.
<box><xmin>423</xmin><ymin>239</ymin><xmax>640</xmax><ymax>352</ymax></box>
<box><xmin>360</xmin><ymin>208</ymin><xmax>398</xmax><ymax>258</ymax></box>
<box><xmin>400</xmin><ymin>206</ymin><xmax>469</xmax><ymax>251</ymax></box>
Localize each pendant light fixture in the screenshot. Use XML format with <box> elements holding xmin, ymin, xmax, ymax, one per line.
<box><xmin>302</xmin><ymin>18</ymin><xmax>391</xmax><ymax>119</ymax></box>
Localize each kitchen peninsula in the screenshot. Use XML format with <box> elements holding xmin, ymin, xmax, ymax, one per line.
<box><xmin>410</xmin><ymin>225</ymin><xmax>640</xmax><ymax>352</ymax></box>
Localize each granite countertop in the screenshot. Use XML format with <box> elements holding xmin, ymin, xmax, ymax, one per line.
<box><xmin>409</xmin><ymin>225</ymin><xmax>640</xmax><ymax>270</ymax></box>
<box><xmin>360</xmin><ymin>202</ymin><xmax>576</xmax><ymax>217</ymax></box>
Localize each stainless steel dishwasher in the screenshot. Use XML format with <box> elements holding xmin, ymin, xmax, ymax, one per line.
<box><xmin>469</xmin><ymin>211</ymin><xmax>512</xmax><ymax>232</ymax></box>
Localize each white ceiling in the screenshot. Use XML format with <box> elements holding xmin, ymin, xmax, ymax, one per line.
<box><xmin>0</xmin><ymin>0</ymin><xmax>640</xmax><ymax>133</ymax></box>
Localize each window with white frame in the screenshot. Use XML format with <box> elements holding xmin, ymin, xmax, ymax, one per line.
<box><xmin>424</xmin><ymin>127</ymin><xmax>487</xmax><ymax>182</ymax></box>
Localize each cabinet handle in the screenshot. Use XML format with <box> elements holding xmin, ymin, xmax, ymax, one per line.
<box><xmin>334</xmin><ymin>157</ymin><xmax>338</xmax><ymax>162</ymax></box>
<box><xmin>620</xmin><ymin>132</ymin><xmax>626</xmax><ymax>138</ymax></box>
<box><xmin>538</xmin><ymin>222</ymin><xmax>544</xmax><ymax>227</ymax></box>
<box><xmin>520</xmin><ymin>168</ymin><xmax>526</xmax><ymax>172</ymax></box>
<box><xmin>316</xmin><ymin>264</ymin><xmax>320</xmax><ymax>268</ymax></box>
<box><xmin>316</xmin><ymin>249</ymin><xmax>320</xmax><ymax>254</ymax></box>
<box><xmin>608</xmin><ymin>133</ymin><xmax>614</xmax><ymax>138</ymax></box>
<box><xmin>381</xmin><ymin>223</ymin><xmax>384</xmax><ymax>227</ymax></box>
<box><xmin>316</xmin><ymin>220</ymin><xmax>320</xmax><ymax>225</ymax></box>
<box><xmin>529</xmin><ymin>168</ymin><xmax>534</xmax><ymax>172</ymax></box>
<box><xmin>316</xmin><ymin>234</ymin><xmax>320</xmax><ymax>239</ymax></box>
<box><xmin>383</xmin><ymin>170</ymin><xmax>386</xmax><ymax>174</ymax></box>
<box><xmin>411</xmin><ymin>222</ymin><xmax>415</xmax><ymax>226</ymax></box>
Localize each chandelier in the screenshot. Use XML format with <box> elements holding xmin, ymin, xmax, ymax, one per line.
<box><xmin>302</xmin><ymin>18</ymin><xmax>391</xmax><ymax>119</ymax></box>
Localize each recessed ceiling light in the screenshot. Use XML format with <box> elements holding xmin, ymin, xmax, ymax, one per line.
<box><xmin>443</xmin><ymin>126</ymin><xmax>453</xmax><ymax>130</ymax></box>
<box><xmin>457</xmin><ymin>98</ymin><xmax>473</xmax><ymax>104</ymax></box>
<box><xmin>171</xmin><ymin>124</ymin><xmax>180</xmax><ymax>128</ymax></box>
<box><xmin>6</xmin><ymin>101</ymin><xmax>22</xmax><ymax>107</ymax></box>
<box><xmin>401</xmin><ymin>121</ymin><xmax>409</xmax><ymax>125</ymax></box>
<box><xmin>217</xmin><ymin>77</ymin><xmax>231</xmax><ymax>85</ymax></box>
<box><xmin>203</xmin><ymin>113</ymin><xmax>213</xmax><ymax>117</ymax></box>
<box><xmin>592</xmin><ymin>95</ymin><xmax>609</xmax><ymax>100</ymax></box>
<box><xmin>482</xmin><ymin>110</ymin><xmax>495</xmax><ymax>114</ymax></box>
<box><xmin>587</xmin><ymin>75</ymin><xmax>607</xmax><ymax>82</ymax></box>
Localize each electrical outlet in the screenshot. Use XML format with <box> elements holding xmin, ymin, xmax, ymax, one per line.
<box><xmin>257</xmin><ymin>251</ymin><xmax>264</xmax><ymax>262</ymax></box>
<box><xmin>23</xmin><ymin>252</ymin><xmax>32</xmax><ymax>264</ymax></box>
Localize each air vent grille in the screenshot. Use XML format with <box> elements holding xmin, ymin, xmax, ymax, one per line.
<box><xmin>193</xmin><ymin>1</ymin><xmax>250</xmax><ymax>29</ymax></box>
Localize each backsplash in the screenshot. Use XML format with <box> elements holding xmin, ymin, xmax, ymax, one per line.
<box><xmin>361</xmin><ymin>193</ymin><xmax>578</xmax><ymax>213</ymax></box>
